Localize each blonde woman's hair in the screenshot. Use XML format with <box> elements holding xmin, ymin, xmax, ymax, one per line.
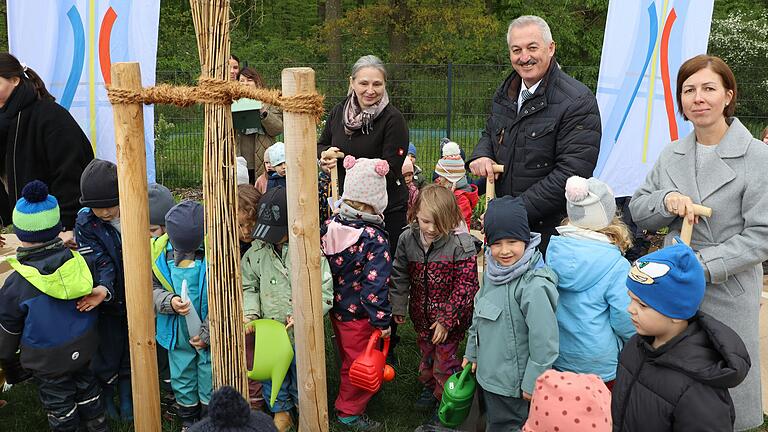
<box><xmin>408</xmin><ymin>184</ymin><xmax>463</xmax><ymax>237</ymax></box>
<box><xmin>562</xmin><ymin>216</ymin><xmax>634</xmax><ymax>254</ymax></box>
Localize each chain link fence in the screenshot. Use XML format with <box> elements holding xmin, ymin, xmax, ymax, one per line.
<box><xmin>154</xmin><ymin>64</ymin><xmax>767</xmax><ymax>188</ymax></box>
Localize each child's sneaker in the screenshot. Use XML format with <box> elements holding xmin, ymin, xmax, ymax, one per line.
<box><xmin>337</xmin><ymin>414</ymin><xmax>383</xmax><ymax>431</ymax></box>
<box><xmin>414</xmin><ymin>387</ymin><xmax>438</xmax><ymax>410</ymax></box>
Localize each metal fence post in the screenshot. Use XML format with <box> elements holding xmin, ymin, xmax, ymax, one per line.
<box><xmin>446</xmin><ymin>61</ymin><xmax>453</xmax><ymax>139</ymax></box>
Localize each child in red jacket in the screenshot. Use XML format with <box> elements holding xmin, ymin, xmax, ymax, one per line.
<box><xmin>433</xmin><ymin>141</ymin><xmax>478</xmax><ymax>230</ymax></box>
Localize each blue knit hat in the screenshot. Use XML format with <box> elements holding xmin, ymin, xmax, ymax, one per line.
<box><xmin>626</xmin><ymin>240</ymin><xmax>705</xmax><ymax>319</ymax></box>
<box><xmin>408</xmin><ymin>142</ymin><xmax>417</xmax><ymax>157</ymax></box>
<box><xmin>13</xmin><ymin>180</ymin><xmax>62</xmax><ymax>243</ymax></box>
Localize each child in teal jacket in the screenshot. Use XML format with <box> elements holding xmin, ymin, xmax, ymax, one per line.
<box><xmin>151</xmin><ymin>201</ymin><xmax>211</xmax><ymax>430</ymax></box>
<box><xmin>463</xmin><ymin>196</ymin><xmax>559</xmax><ymax>432</ymax></box>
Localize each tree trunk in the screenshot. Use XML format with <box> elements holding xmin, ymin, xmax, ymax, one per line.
<box><xmin>387</xmin><ymin>0</ymin><xmax>408</xmax><ymax>64</ymax></box>
<box><xmin>325</xmin><ymin>0</ymin><xmax>342</xmax><ymax>68</ymax></box>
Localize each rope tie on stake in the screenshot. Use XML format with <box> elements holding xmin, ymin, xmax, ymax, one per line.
<box><xmin>107</xmin><ymin>76</ymin><xmax>325</xmax><ymax>122</ymax></box>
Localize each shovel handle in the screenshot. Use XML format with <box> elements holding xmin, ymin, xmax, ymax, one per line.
<box><xmin>322</xmin><ymin>150</ymin><xmax>345</xmax><ymax>204</ymax></box>
<box><xmin>485</xmin><ymin>164</ymin><xmax>505</xmax><ymax>206</ymax></box>
<box><xmin>680</xmin><ymin>204</ymin><xmax>712</xmax><ymax>246</ymax></box>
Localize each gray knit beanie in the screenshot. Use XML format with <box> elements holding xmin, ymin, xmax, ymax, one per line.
<box><xmin>564</xmin><ymin>176</ymin><xmax>616</xmax><ymax>230</ymax></box>
<box><xmin>148</xmin><ymin>183</ymin><xmax>175</xmax><ymax>226</ymax></box>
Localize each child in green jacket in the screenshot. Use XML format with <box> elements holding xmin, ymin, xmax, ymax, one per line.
<box><xmin>462</xmin><ymin>196</ymin><xmax>559</xmax><ymax>432</ymax></box>
<box><xmin>241</xmin><ymin>186</ymin><xmax>333</xmax><ymax>431</ymax></box>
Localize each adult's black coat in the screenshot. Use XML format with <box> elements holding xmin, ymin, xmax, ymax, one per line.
<box><xmin>0</xmin><ymin>82</ymin><xmax>93</xmax><ymax>230</ymax></box>
<box><xmin>611</xmin><ymin>313</ymin><xmax>751</xmax><ymax>432</ymax></box>
<box><xmin>469</xmin><ymin>60</ymin><xmax>601</xmax><ymax>247</ymax></box>
<box><xmin>317</xmin><ymin>100</ymin><xmax>409</xmax><ymax>214</ymax></box>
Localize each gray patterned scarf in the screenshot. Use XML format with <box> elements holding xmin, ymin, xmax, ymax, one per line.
<box><xmin>343</xmin><ymin>90</ymin><xmax>389</xmax><ymax>135</ymax></box>
<box><xmin>485</xmin><ymin>233</ymin><xmax>541</xmax><ymax>285</ymax></box>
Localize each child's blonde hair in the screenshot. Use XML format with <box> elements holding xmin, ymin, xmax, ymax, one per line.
<box><xmin>408</xmin><ymin>184</ymin><xmax>463</xmax><ymax>236</ymax></box>
<box><xmin>563</xmin><ymin>215</ymin><xmax>634</xmax><ymax>254</ymax></box>
<box><xmin>344</xmin><ymin>199</ymin><xmax>376</xmax><ymax>214</ymax></box>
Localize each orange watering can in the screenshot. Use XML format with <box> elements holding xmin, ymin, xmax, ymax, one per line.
<box><xmin>349</xmin><ymin>329</ymin><xmax>395</xmax><ymax>392</ymax></box>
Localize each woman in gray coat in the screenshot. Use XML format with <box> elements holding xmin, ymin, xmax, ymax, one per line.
<box><xmin>630</xmin><ymin>55</ymin><xmax>767</xmax><ymax>431</ymax></box>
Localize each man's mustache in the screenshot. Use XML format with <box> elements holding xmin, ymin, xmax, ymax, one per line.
<box><xmin>516</xmin><ymin>59</ymin><xmax>537</xmax><ymax>67</ymax></box>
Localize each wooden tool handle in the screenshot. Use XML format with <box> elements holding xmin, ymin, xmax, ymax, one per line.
<box><xmin>323</xmin><ymin>150</ymin><xmax>345</xmax><ymax>204</ymax></box>
<box><xmin>680</xmin><ymin>204</ymin><xmax>713</xmax><ymax>245</ymax></box>
<box><xmin>485</xmin><ymin>164</ymin><xmax>505</xmax><ymax>206</ymax></box>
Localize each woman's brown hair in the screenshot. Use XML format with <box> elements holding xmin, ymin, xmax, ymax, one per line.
<box><xmin>408</xmin><ymin>184</ymin><xmax>463</xmax><ymax>237</ymax></box>
<box><xmin>0</xmin><ymin>52</ymin><xmax>54</xmax><ymax>101</ymax></box>
<box><xmin>761</xmin><ymin>126</ymin><xmax>768</xmax><ymax>142</ymax></box>
<box><xmin>238</xmin><ymin>66</ymin><xmax>265</xmax><ymax>88</ymax></box>
<box><xmin>676</xmin><ymin>55</ymin><xmax>737</xmax><ymax>120</ymax></box>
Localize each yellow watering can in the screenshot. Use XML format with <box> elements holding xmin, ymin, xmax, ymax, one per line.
<box><xmin>246</xmin><ymin>319</ymin><xmax>294</xmax><ymax>406</ymax></box>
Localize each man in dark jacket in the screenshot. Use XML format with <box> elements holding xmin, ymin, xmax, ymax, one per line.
<box><xmin>612</xmin><ymin>242</ymin><xmax>750</xmax><ymax>432</ymax></box>
<box><xmin>469</xmin><ymin>15</ymin><xmax>601</xmax><ymax>251</ymax></box>
<box><xmin>0</xmin><ymin>180</ymin><xmax>109</xmax><ymax>431</ymax></box>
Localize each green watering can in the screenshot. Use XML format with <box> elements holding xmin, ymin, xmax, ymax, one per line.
<box><xmin>438</xmin><ymin>364</ymin><xmax>477</xmax><ymax>428</ymax></box>
<box><xmin>246</xmin><ymin>319</ymin><xmax>294</xmax><ymax>406</ymax></box>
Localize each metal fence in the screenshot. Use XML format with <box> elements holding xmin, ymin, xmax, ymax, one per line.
<box><xmin>154</xmin><ymin>64</ymin><xmax>768</xmax><ymax>188</ymax></box>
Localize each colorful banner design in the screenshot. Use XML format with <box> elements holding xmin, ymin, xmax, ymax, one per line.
<box><xmin>594</xmin><ymin>0</ymin><xmax>714</xmax><ymax>197</ymax></box>
<box><xmin>7</xmin><ymin>0</ymin><xmax>160</xmax><ymax>181</ymax></box>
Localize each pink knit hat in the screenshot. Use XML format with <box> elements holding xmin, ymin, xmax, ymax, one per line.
<box><xmin>341</xmin><ymin>156</ymin><xmax>389</xmax><ymax>215</ymax></box>
<box><xmin>402</xmin><ymin>157</ymin><xmax>414</xmax><ymax>175</ymax></box>
<box><xmin>522</xmin><ymin>371</ymin><xmax>611</xmax><ymax>432</ymax></box>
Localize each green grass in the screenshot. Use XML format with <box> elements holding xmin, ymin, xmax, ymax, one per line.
<box><xmin>0</xmin><ymin>320</ymin><xmax>438</xmax><ymax>431</ymax></box>
<box><xmin>3</xmin><ymin>318</ymin><xmax>768</xmax><ymax>431</ymax></box>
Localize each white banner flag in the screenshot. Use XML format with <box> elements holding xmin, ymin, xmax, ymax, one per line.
<box><xmin>594</xmin><ymin>0</ymin><xmax>714</xmax><ymax>197</ymax></box>
<box><xmin>7</xmin><ymin>0</ymin><xmax>160</xmax><ymax>181</ymax></box>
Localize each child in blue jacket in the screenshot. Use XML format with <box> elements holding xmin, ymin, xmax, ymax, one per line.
<box><xmin>0</xmin><ymin>181</ymin><xmax>109</xmax><ymax>431</ymax></box>
<box><xmin>151</xmin><ymin>201</ymin><xmax>211</xmax><ymax>430</ymax></box>
<box><xmin>74</xmin><ymin>159</ymin><xmax>132</xmax><ymax>420</ymax></box>
<box><xmin>546</xmin><ymin>176</ymin><xmax>635</xmax><ymax>388</ymax></box>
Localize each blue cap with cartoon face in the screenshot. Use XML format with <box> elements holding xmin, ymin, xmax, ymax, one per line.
<box><xmin>626</xmin><ymin>240</ymin><xmax>706</xmax><ymax>319</ymax></box>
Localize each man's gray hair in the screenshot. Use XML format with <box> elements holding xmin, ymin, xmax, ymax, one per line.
<box><xmin>507</xmin><ymin>15</ymin><xmax>554</xmax><ymax>46</ymax></box>
<box><xmin>350</xmin><ymin>55</ymin><xmax>387</xmax><ymax>82</ymax></box>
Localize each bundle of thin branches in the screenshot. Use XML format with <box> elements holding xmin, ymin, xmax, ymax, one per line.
<box><xmin>189</xmin><ymin>0</ymin><xmax>248</xmax><ymax>398</ymax></box>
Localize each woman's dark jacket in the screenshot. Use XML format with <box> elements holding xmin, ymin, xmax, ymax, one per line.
<box><xmin>317</xmin><ymin>101</ymin><xmax>409</xmax><ymax>213</ymax></box>
<box><xmin>0</xmin><ymin>81</ymin><xmax>93</xmax><ymax>229</ymax></box>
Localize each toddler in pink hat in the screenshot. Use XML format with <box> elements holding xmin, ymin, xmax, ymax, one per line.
<box><xmin>523</xmin><ymin>370</ymin><xmax>611</xmax><ymax>432</ymax></box>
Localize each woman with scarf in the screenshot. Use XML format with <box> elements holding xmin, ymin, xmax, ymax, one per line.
<box><xmin>318</xmin><ymin>55</ymin><xmax>409</xmax><ymax>360</ymax></box>
<box><xmin>0</xmin><ymin>53</ymin><xmax>93</xmax><ymax>245</ymax></box>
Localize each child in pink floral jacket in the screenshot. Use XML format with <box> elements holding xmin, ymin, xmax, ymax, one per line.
<box><xmin>321</xmin><ymin>156</ymin><xmax>392</xmax><ymax>431</ymax></box>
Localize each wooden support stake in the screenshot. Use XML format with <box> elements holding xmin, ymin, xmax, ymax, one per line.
<box><xmin>485</xmin><ymin>164</ymin><xmax>505</xmax><ymax>206</ymax></box>
<box><xmin>110</xmin><ymin>62</ymin><xmax>161</xmax><ymax>432</ymax></box>
<box><xmin>680</xmin><ymin>204</ymin><xmax>712</xmax><ymax>245</ymax></box>
<box><xmin>282</xmin><ymin>67</ymin><xmax>329</xmax><ymax>432</ymax></box>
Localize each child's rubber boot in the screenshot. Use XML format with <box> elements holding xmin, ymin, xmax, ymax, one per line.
<box><xmin>177</xmin><ymin>403</ymin><xmax>201</xmax><ymax>432</ymax></box>
<box><xmin>118</xmin><ymin>377</ymin><xmax>134</xmax><ymax>422</ymax></box>
<box><xmin>83</xmin><ymin>413</ymin><xmax>109</xmax><ymax>432</ymax></box>
<box><xmin>102</xmin><ymin>384</ymin><xmax>119</xmax><ymax>420</ymax></box>
<box><xmin>414</xmin><ymin>387</ymin><xmax>438</xmax><ymax>410</ymax></box>
<box><xmin>337</xmin><ymin>414</ymin><xmax>383</xmax><ymax>431</ymax></box>
<box><xmin>274</xmin><ymin>411</ymin><xmax>294</xmax><ymax>432</ymax></box>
